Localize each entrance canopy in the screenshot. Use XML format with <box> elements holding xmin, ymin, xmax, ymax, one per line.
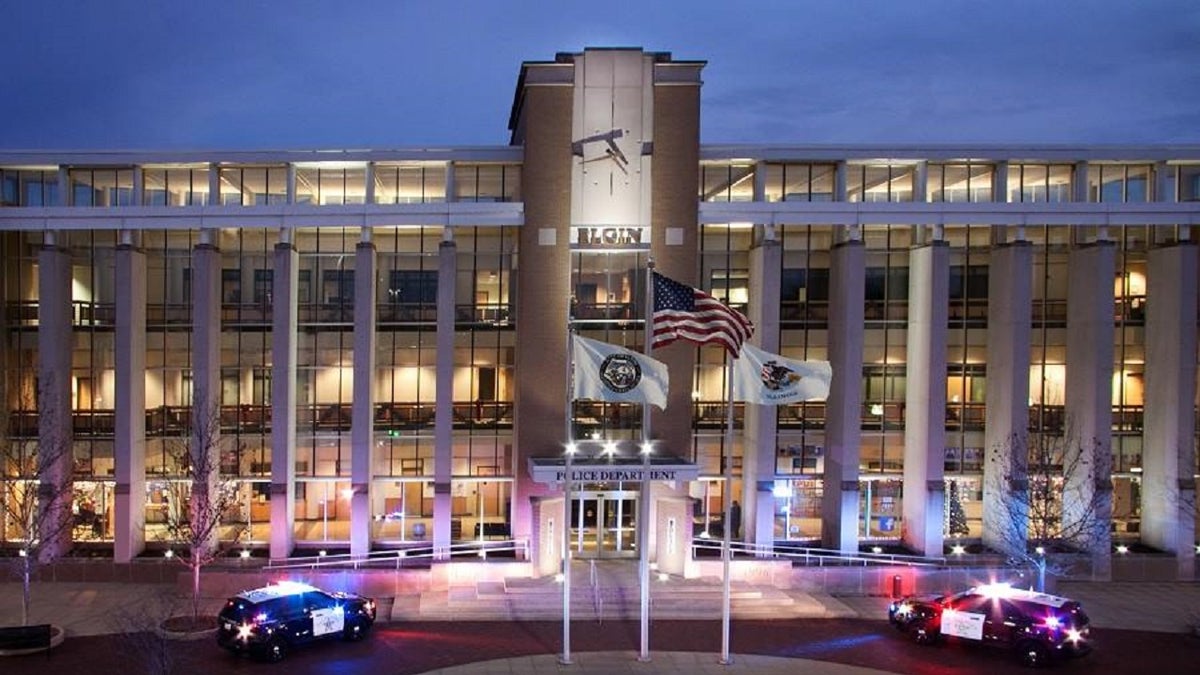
<box><xmin>528</xmin><ymin>455</ymin><xmax>699</xmax><ymax>485</ymax></box>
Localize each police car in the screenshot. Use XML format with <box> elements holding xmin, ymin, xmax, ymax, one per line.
<box><xmin>888</xmin><ymin>582</ymin><xmax>1091</xmax><ymax>667</ymax></box>
<box><xmin>216</xmin><ymin>581</ymin><xmax>376</xmax><ymax>662</ymax></box>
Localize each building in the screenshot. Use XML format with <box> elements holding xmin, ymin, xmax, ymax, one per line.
<box><xmin>2</xmin><ymin>48</ymin><xmax>1198</xmax><ymax>580</ymax></box>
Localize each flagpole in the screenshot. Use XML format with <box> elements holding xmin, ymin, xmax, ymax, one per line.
<box><xmin>560</xmin><ymin>297</ymin><xmax>573</xmax><ymax>666</ymax></box>
<box><xmin>719</xmin><ymin>351</ymin><xmax>735</xmax><ymax>665</ymax></box>
<box><xmin>638</xmin><ymin>258</ymin><xmax>654</xmax><ymax>662</ymax></box>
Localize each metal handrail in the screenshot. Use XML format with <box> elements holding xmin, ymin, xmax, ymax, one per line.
<box><xmin>264</xmin><ymin>538</ymin><xmax>529</xmax><ymax>570</ymax></box>
<box><xmin>589</xmin><ymin>560</ymin><xmax>602</xmax><ymax>624</ymax></box>
<box><xmin>691</xmin><ymin>539</ymin><xmax>947</xmax><ymax>568</ymax></box>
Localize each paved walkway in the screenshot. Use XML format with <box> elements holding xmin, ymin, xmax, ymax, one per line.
<box><xmin>3</xmin><ymin>578</ymin><xmax>1198</xmax><ymax>674</ymax></box>
<box><xmin>416</xmin><ymin>651</ymin><xmax>893</xmax><ymax>674</ymax></box>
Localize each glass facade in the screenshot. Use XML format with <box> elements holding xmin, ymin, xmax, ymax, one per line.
<box><xmin>1</xmin><ymin>151</ymin><xmax>1196</xmax><ymax>565</ymax></box>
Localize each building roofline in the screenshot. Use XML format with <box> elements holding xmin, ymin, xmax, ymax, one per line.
<box><xmin>701</xmin><ymin>144</ymin><xmax>1200</xmax><ymax>162</ymax></box>
<box><xmin>0</xmin><ymin>146</ymin><xmax>523</xmax><ymax>166</ymax></box>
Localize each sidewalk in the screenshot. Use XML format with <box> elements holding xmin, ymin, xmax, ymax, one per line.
<box><xmin>6</xmin><ymin>578</ymin><xmax>1200</xmax><ymax>637</ymax></box>
<box><xmin>414</xmin><ymin>651</ymin><xmax>893</xmax><ymax>674</ymax></box>
<box><xmin>4</xmin><ymin>576</ymin><xmax>1200</xmax><ymax>675</ymax></box>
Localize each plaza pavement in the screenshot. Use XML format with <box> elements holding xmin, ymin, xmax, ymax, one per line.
<box><xmin>1</xmin><ymin>578</ymin><xmax>1198</xmax><ymax>674</ymax></box>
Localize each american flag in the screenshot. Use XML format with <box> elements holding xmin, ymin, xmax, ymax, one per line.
<box><xmin>651</xmin><ymin>271</ymin><xmax>754</xmax><ymax>355</ymax></box>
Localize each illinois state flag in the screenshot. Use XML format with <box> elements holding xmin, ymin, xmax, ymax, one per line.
<box><xmin>732</xmin><ymin>343</ymin><xmax>831</xmax><ymax>405</ymax></box>
<box><xmin>573</xmin><ymin>335</ymin><xmax>669</xmax><ymax>410</ymax></box>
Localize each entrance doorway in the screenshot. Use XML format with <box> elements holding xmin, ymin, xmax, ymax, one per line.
<box><xmin>570</xmin><ymin>483</ymin><xmax>638</xmax><ymax>559</ymax></box>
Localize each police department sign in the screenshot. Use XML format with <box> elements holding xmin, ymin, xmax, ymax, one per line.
<box><xmin>528</xmin><ymin>458</ymin><xmax>699</xmax><ymax>484</ymax></box>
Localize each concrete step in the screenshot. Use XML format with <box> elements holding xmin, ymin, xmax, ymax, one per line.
<box><xmin>391</xmin><ymin>582</ymin><xmax>840</xmax><ymax>622</ymax></box>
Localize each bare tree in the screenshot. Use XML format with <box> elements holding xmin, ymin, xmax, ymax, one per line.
<box><xmin>988</xmin><ymin>424</ymin><xmax>1112</xmax><ymax>592</ymax></box>
<box><xmin>160</xmin><ymin>394</ymin><xmax>244</xmax><ymax>625</ymax></box>
<box><xmin>0</xmin><ymin>374</ymin><xmax>78</xmax><ymax>626</ymax></box>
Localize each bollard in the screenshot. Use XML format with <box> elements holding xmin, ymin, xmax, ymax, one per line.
<box><xmin>892</xmin><ymin>574</ymin><xmax>903</xmax><ymax>599</ymax></box>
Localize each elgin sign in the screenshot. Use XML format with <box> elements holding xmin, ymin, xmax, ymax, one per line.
<box><xmin>571</xmin><ymin>225</ymin><xmax>650</xmax><ymax>250</ymax></box>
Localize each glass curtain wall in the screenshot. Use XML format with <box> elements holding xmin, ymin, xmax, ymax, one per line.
<box><xmin>66</xmin><ymin>231</ymin><xmax>117</xmax><ymax>544</ymax></box>
<box><xmin>0</xmin><ymin>232</ymin><xmax>43</xmax><ymax>545</ymax></box>
<box><xmin>372</xmin><ymin>227</ymin><xmax>439</xmax><ymax>544</ymax></box>
<box><xmin>144</xmin><ymin>230</ymin><xmax>198</xmax><ymax>546</ymax></box>
<box><xmin>943</xmin><ymin>225</ymin><xmax>991</xmax><ymax>540</ymax></box>
<box><xmin>451</xmin><ymin>227</ymin><xmax>516</xmax><ymax>543</ymax></box>
<box><xmin>218</xmin><ymin>228</ymin><xmax>275</xmax><ymax>545</ymax></box>
<box><xmin>142</xmin><ymin>165</ymin><xmax>209</xmax><ymax>206</ymax></box>
<box><xmin>295</xmin><ymin>227</ymin><xmax>355</xmax><ymax>545</ymax></box>
<box><xmin>860</xmin><ymin>224</ymin><xmax>911</xmax><ymax>541</ymax></box>
<box><xmin>775</xmin><ymin>224</ymin><xmax>833</xmax><ymax>540</ymax></box>
<box><xmin>690</xmin><ymin>224</ymin><xmax>751</xmax><ymax>538</ymax></box>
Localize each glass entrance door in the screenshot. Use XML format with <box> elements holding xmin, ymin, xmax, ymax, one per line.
<box><xmin>570</xmin><ymin>484</ymin><xmax>638</xmax><ymax>559</ymax></box>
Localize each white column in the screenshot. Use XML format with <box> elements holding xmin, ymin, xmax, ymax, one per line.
<box><xmin>56</xmin><ymin>168</ymin><xmax>69</xmax><ymax>206</ymax></box>
<box><xmin>286</xmin><ymin>164</ymin><xmax>297</xmax><ymax>205</ymax></box>
<box><xmin>1154</xmin><ymin>161</ymin><xmax>1174</xmax><ymax>203</ymax></box>
<box><xmin>270</xmin><ymin>237</ymin><xmax>299</xmax><ymax>559</ymax></box>
<box><xmin>1142</xmin><ymin>242</ymin><xmax>1197</xmax><ymax>579</ymax></box>
<box><xmin>433</xmin><ymin>232</ymin><xmax>457</xmax><ymax>557</ymax></box>
<box><xmin>444</xmin><ymin>162</ymin><xmax>457</xmax><ymax>203</ymax></box>
<box><xmin>744</xmin><ymin>231</ymin><xmax>781</xmax><ymax>548</ymax></box>
<box><xmin>364</xmin><ymin>162</ymin><xmax>376</xmax><ymax>205</ymax></box>
<box><xmin>982</xmin><ymin>240</ymin><xmax>1033</xmax><ymax>554</ymax></box>
<box><xmin>834</xmin><ymin>162</ymin><xmax>848</xmax><ymax>202</ymax></box>
<box><xmin>350</xmin><ymin>238</ymin><xmax>377</xmax><ymax>556</ymax></box>
<box><xmin>992</xmin><ymin>162</ymin><xmax>1009</xmax><ymax>204</ymax></box>
<box><xmin>208</xmin><ymin>164</ymin><xmax>220</xmax><ymax>206</ymax></box>
<box><xmin>37</xmin><ymin>235</ymin><xmax>74</xmax><ymax>560</ymax></box>
<box><xmin>132</xmin><ymin>167</ymin><xmax>144</xmax><ymax>206</ymax></box>
<box><xmin>822</xmin><ymin>238</ymin><xmax>864</xmax><ymax>553</ymax></box>
<box><xmin>191</xmin><ymin>234</ymin><xmax>222</xmax><ymax>550</ymax></box>
<box><xmin>902</xmin><ymin>241</ymin><xmax>949</xmax><ymax>556</ymax></box>
<box><xmin>1073</xmin><ymin>162</ymin><xmax>1090</xmax><ymax>203</ymax></box>
<box><xmin>114</xmin><ymin>236</ymin><xmax>147</xmax><ymax>562</ymax></box>
<box><xmin>1065</xmin><ymin>240</ymin><xmax>1115</xmax><ymax>580</ymax></box>
<box><xmin>912</xmin><ymin>161</ymin><xmax>928</xmax><ymax>203</ymax></box>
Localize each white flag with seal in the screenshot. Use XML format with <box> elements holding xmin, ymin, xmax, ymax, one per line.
<box><xmin>572</xmin><ymin>335</ymin><xmax>669</xmax><ymax>409</ymax></box>
<box><xmin>732</xmin><ymin>343</ymin><xmax>831</xmax><ymax>405</ymax></box>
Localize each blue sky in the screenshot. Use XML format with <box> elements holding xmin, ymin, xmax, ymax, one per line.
<box><xmin>2</xmin><ymin>0</ymin><xmax>1198</xmax><ymax>149</ymax></box>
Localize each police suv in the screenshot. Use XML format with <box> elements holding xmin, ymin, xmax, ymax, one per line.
<box><xmin>888</xmin><ymin>582</ymin><xmax>1091</xmax><ymax>668</ymax></box>
<box><xmin>216</xmin><ymin>581</ymin><xmax>376</xmax><ymax>662</ymax></box>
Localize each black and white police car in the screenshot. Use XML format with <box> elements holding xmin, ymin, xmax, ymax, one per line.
<box><xmin>216</xmin><ymin>581</ymin><xmax>376</xmax><ymax>662</ymax></box>
<box><xmin>888</xmin><ymin>582</ymin><xmax>1092</xmax><ymax>667</ymax></box>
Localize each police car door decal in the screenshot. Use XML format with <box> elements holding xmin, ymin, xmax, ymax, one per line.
<box><xmin>941</xmin><ymin>609</ymin><xmax>985</xmax><ymax>640</ymax></box>
<box><xmin>311</xmin><ymin>606</ymin><xmax>345</xmax><ymax>637</ymax></box>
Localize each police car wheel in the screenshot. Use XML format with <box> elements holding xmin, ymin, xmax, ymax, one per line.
<box><xmin>343</xmin><ymin>621</ymin><xmax>368</xmax><ymax>642</ymax></box>
<box><xmin>265</xmin><ymin>637</ymin><xmax>288</xmax><ymax>663</ymax></box>
<box><xmin>1017</xmin><ymin>640</ymin><xmax>1050</xmax><ymax>668</ymax></box>
<box><xmin>909</xmin><ymin>620</ymin><xmax>937</xmax><ymax>646</ymax></box>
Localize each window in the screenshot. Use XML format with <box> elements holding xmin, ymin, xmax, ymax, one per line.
<box><xmin>388</xmin><ymin>270</ymin><xmax>437</xmax><ymax>306</ymax></box>
<box><xmin>781</xmin><ymin>268</ymin><xmax>829</xmax><ymax>304</ymax></box>
<box><xmin>253</xmin><ymin>269</ymin><xmax>273</xmax><ymax>304</ymax></box>
<box><xmin>322</xmin><ymin>269</ymin><xmax>355</xmax><ymax>305</ymax></box>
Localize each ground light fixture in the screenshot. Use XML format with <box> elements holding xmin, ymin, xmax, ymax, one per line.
<box><xmin>871</xmin><ymin>546</ymin><xmax>883</xmax><ymax>554</ymax></box>
<box><xmin>164</xmin><ymin>549</ymin><xmax>174</xmax><ymax>558</ymax></box>
<box><xmin>952</xmin><ymin>544</ymin><xmax>966</xmax><ymax>556</ymax></box>
<box><xmin>240</xmin><ymin>550</ymin><xmax>251</xmax><ymax>559</ymax></box>
<box><xmin>1116</xmin><ymin>544</ymin><xmax>1129</xmax><ymax>554</ymax></box>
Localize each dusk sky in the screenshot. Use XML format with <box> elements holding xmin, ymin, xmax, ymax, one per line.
<box><xmin>3</xmin><ymin>0</ymin><xmax>1198</xmax><ymax>150</ymax></box>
